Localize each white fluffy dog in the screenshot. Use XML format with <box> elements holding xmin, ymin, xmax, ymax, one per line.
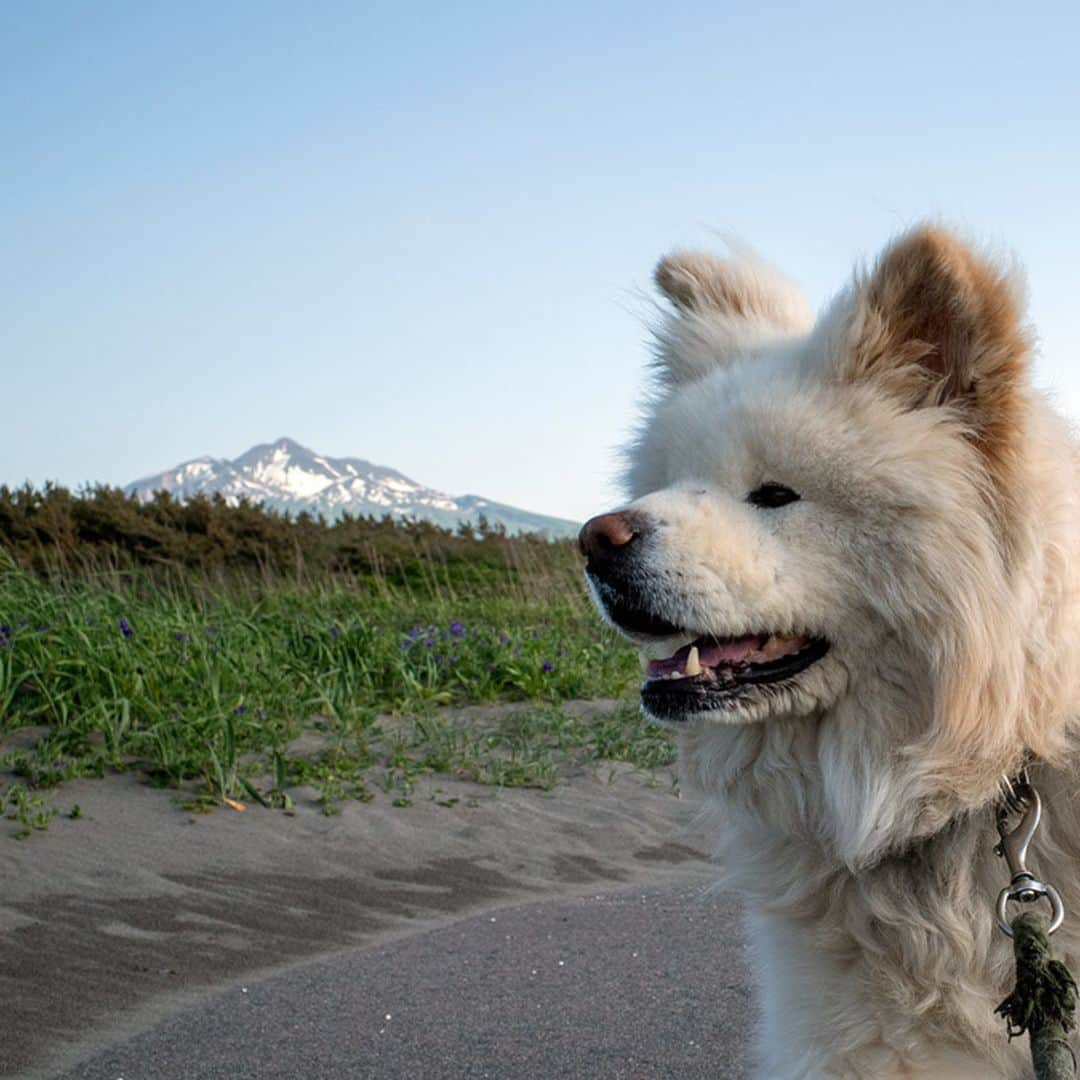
<box><xmin>580</xmin><ymin>226</ymin><xmax>1080</xmax><ymax>1078</ymax></box>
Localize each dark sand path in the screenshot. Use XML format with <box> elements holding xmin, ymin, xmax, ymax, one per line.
<box><xmin>56</xmin><ymin>882</ymin><xmax>751</xmax><ymax>1080</ymax></box>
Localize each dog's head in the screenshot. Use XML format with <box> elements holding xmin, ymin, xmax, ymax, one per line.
<box><xmin>584</xmin><ymin>227</ymin><xmax>1042</xmax><ymax>755</ymax></box>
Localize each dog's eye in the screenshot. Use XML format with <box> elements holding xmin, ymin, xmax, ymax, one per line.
<box><xmin>747</xmin><ymin>483</ymin><xmax>800</xmax><ymax>508</ymax></box>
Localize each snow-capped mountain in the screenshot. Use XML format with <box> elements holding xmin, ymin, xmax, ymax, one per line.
<box><xmin>125</xmin><ymin>438</ymin><xmax>579</xmax><ymax>538</ymax></box>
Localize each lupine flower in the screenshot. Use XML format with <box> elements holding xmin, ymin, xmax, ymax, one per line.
<box><xmin>330</xmin><ymin>626</ymin><xmax>340</xmax><ymax>640</ymax></box>
<box><xmin>499</xmin><ymin>633</ymin><xmax>510</xmax><ymax>645</ymax></box>
<box><xmin>119</xmin><ymin>617</ymin><xmax>134</xmax><ymax>639</ymax></box>
<box><xmin>449</xmin><ymin>621</ymin><xmax>465</xmax><ymax>638</ymax></box>
<box><xmin>234</xmin><ymin>705</ymin><xmax>248</xmax><ymax>715</ymax></box>
<box><xmin>541</xmin><ymin>661</ymin><xmax>554</xmax><ymax>673</ymax></box>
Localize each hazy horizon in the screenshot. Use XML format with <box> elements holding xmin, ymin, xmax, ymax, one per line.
<box><xmin>7</xmin><ymin>3</ymin><xmax>1080</xmax><ymax>522</ymax></box>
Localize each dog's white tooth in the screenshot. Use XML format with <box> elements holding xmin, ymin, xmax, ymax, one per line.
<box><xmin>684</xmin><ymin>646</ymin><xmax>701</xmax><ymax>677</ymax></box>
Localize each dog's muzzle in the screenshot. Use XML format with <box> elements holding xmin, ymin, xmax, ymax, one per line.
<box><xmin>578</xmin><ymin>511</ymin><xmax>684</xmax><ymax>636</ymax></box>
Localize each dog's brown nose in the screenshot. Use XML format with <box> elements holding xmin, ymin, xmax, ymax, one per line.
<box><xmin>578</xmin><ymin>511</ymin><xmax>643</xmax><ymax>560</ymax></box>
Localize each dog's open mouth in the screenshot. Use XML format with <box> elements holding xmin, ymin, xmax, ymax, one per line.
<box><xmin>639</xmin><ymin>632</ymin><xmax>829</xmax><ymax>719</ymax></box>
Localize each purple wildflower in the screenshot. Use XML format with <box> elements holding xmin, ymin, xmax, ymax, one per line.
<box><xmin>541</xmin><ymin>661</ymin><xmax>554</xmax><ymax>673</ymax></box>
<box><xmin>330</xmin><ymin>626</ymin><xmax>340</xmax><ymax>640</ymax></box>
<box><xmin>119</xmin><ymin>617</ymin><xmax>134</xmax><ymax>640</ymax></box>
<box><xmin>234</xmin><ymin>705</ymin><xmax>248</xmax><ymax>715</ymax></box>
<box><xmin>498</xmin><ymin>633</ymin><xmax>510</xmax><ymax>645</ymax></box>
<box><xmin>449</xmin><ymin>621</ymin><xmax>465</xmax><ymax>638</ymax></box>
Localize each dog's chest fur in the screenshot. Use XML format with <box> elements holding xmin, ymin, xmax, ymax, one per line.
<box><xmin>682</xmin><ymin>717</ymin><xmax>1080</xmax><ymax>1078</ymax></box>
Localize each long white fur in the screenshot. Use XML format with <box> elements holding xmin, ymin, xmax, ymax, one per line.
<box><xmin>604</xmin><ymin>226</ymin><xmax>1080</xmax><ymax>1078</ymax></box>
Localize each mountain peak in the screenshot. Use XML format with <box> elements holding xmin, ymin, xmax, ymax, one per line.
<box><xmin>125</xmin><ymin>440</ymin><xmax>578</xmax><ymax>538</ymax></box>
<box><xmin>270</xmin><ymin>436</ymin><xmax>311</xmax><ymax>455</ymax></box>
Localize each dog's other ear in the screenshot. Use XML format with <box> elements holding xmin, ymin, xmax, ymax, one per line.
<box><xmin>838</xmin><ymin>226</ymin><xmax>1031</xmax><ymax>490</ymax></box>
<box><xmin>652</xmin><ymin>251</ymin><xmax>814</xmax><ymax>386</ymax></box>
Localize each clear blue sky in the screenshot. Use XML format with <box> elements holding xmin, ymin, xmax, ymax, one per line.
<box><xmin>5</xmin><ymin>2</ymin><xmax>1080</xmax><ymax>522</ymax></box>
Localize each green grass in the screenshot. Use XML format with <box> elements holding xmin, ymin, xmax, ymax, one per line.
<box><xmin>0</xmin><ymin>555</ymin><xmax>668</xmax><ymax>830</ymax></box>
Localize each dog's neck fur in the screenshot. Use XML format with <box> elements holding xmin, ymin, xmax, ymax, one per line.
<box><xmin>680</xmin><ymin>685</ymin><xmax>1000</xmax><ymax>880</ymax></box>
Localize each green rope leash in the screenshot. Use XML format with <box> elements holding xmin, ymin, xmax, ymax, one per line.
<box><xmin>995</xmin><ymin>772</ymin><xmax>1077</xmax><ymax>1080</ymax></box>
<box><xmin>997</xmin><ymin>912</ymin><xmax>1077</xmax><ymax>1080</ymax></box>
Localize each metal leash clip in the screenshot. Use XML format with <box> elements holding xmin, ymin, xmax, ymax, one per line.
<box><xmin>995</xmin><ymin>774</ymin><xmax>1064</xmax><ymax>938</ymax></box>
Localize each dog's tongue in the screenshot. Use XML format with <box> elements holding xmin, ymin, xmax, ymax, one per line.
<box><xmin>647</xmin><ymin>634</ymin><xmax>760</xmax><ymax>676</ymax></box>
<box><xmin>697</xmin><ymin>636</ymin><xmax>760</xmax><ymax>667</ymax></box>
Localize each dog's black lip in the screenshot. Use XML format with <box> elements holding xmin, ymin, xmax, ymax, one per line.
<box><xmin>641</xmin><ymin>638</ymin><xmax>830</xmax><ymax>721</ymax></box>
<box><xmin>589</xmin><ymin>577</ymin><xmax>684</xmax><ymax>638</ymax></box>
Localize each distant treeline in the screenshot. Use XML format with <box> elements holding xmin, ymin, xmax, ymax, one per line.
<box><xmin>0</xmin><ymin>484</ymin><xmax>582</xmax><ymax>596</ymax></box>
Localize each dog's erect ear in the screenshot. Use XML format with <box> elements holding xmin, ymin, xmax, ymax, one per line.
<box><xmin>838</xmin><ymin>226</ymin><xmax>1031</xmax><ymax>480</ymax></box>
<box><xmin>652</xmin><ymin>251</ymin><xmax>814</xmax><ymax>386</ymax></box>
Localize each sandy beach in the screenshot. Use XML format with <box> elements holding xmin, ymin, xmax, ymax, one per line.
<box><xmin>1</xmin><ymin>743</ymin><xmax>753</xmax><ymax>1078</ymax></box>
